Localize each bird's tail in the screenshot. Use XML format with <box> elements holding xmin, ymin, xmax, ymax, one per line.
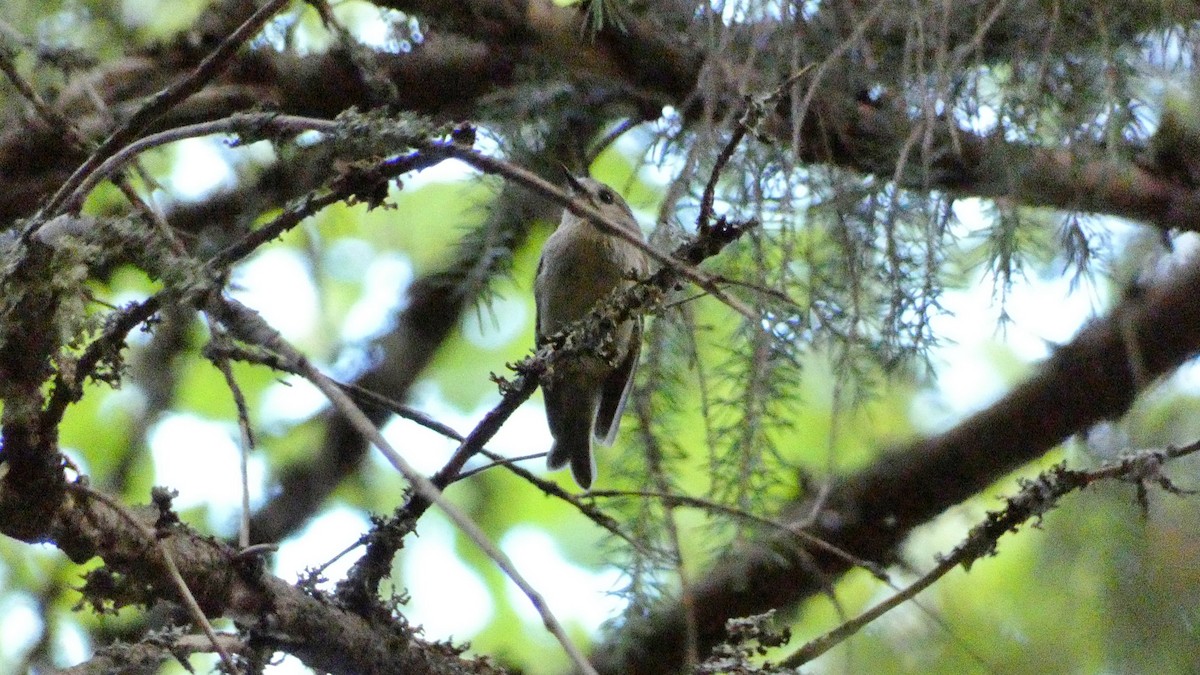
<box><xmin>545</xmin><ymin>384</ymin><xmax>598</xmax><ymax>488</ymax></box>
<box><xmin>546</xmin><ymin>435</ymin><xmax>595</xmax><ymax>489</ymax></box>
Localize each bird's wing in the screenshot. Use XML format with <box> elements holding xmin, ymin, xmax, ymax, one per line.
<box><xmin>534</xmin><ymin>254</ymin><xmax>545</xmax><ymax>345</ymax></box>
<box><xmin>594</xmin><ymin>317</ymin><xmax>641</xmax><ymax>445</ymax></box>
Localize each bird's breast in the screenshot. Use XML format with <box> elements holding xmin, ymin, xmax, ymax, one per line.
<box><xmin>536</xmin><ymin>225</ymin><xmax>644</xmax><ymax>335</ymax></box>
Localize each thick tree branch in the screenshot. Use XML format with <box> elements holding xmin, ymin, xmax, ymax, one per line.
<box><xmin>378</xmin><ymin>0</ymin><xmax>1200</xmax><ymax>231</ymax></box>
<box><xmin>0</xmin><ymin>33</ymin><xmax>508</xmax><ymax>222</ymax></box>
<box><xmin>26</xmin><ymin>479</ymin><xmax>502</xmax><ymax>674</ymax></box>
<box><xmin>594</xmin><ymin>244</ymin><xmax>1200</xmax><ymax>673</ymax></box>
<box><xmin>4</xmin><ymin>1</ymin><xmax>1200</xmax><ymax>671</ymax></box>
<box><xmin>4</xmin><ymin>0</ymin><xmax>1197</xmax><ymax>234</ymax></box>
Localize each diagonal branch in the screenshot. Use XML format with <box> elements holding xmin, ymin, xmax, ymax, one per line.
<box><xmin>337</xmin><ymin>205</ymin><xmax>755</xmax><ymax>612</ymax></box>
<box><xmin>35</xmin><ymin>0</ymin><xmax>292</xmax><ymax>220</ymax></box>
<box><xmin>208</xmin><ymin>293</ymin><xmax>596</xmax><ymax>674</ymax></box>
<box><xmin>781</xmin><ymin>440</ymin><xmax>1200</xmax><ymax>666</ymax></box>
<box><xmin>594</xmin><ymin>237</ymin><xmax>1200</xmax><ymax>673</ymax></box>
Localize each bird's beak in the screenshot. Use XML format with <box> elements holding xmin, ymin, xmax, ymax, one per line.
<box><xmin>561</xmin><ymin>166</ymin><xmax>587</xmax><ymax>195</ymax></box>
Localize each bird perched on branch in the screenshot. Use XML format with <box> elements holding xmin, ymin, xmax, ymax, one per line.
<box><xmin>535</xmin><ymin>173</ymin><xmax>650</xmax><ymax>488</ymax></box>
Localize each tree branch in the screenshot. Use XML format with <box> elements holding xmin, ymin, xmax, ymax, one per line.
<box><xmin>781</xmin><ymin>440</ymin><xmax>1200</xmax><ymax>667</ymax></box>
<box><xmin>594</xmin><ymin>244</ymin><xmax>1200</xmax><ymax>673</ymax></box>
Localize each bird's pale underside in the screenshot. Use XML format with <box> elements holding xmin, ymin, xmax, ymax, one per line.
<box><xmin>534</xmin><ymin>174</ymin><xmax>649</xmax><ymax>488</ymax></box>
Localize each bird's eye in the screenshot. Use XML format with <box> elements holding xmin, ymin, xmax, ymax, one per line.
<box><xmin>598</xmin><ymin>189</ymin><xmax>615</xmax><ymax>205</ymax></box>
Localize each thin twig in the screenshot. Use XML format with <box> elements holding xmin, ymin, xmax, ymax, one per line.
<box><xmin>338</xmin><ymin>380</ymin><xmax>466</xmax><ymax>442</ymax></box>
<box><xmin>58</xmin><ymin>114</ymin><xmax>338</xmax><ymax>214</ymax></box>
<box><xmin>0</xmin><ymin>45</ymin><xmax>87</xmax><ymax>148</ymax></box>
<box><xmin>699</xmin><ymin>65</ymin><xmax>813</xmax><ymax>233</ymax></box>
<box><xmin>304</xmin><ymin>537</ymin><xmax>366</xmax><ymax>583</ymax></box>
<box><xmin>587</xmin><ymin>489</ymin><xmax>890</xmax><ymax>580</ymax></box>
<box><xmin>41</xmin><ymin>121</ymin><xmax>448</xmax><ymax>430</ymax></box>
<box><xmin>451</xmin><ymin>452</ymin><xmax>545</xmax><ymax>480</ymax></box>
<box><xmin>707</xmin><ymin>273</ymin><xmax>806</xmax><ymax>308</ymax></box>
<box><xmin>779</xmin><ymin>440</ymin><xmax>1200</xmax><ymax>666</ymax></box>
<box><xmin>36</xmin><ymin>0</ymin><xmax>292</xmax><ymax>220</ymax></box>
<box><xmin>697</xmin><ymin>120</ymin><xmax>749</xmax><ymax>235</ymax></box>
<box><xmin>586</xmin><ymin>118</ymin><xmax>639</xmax><ymax>166</ymax></box>
<box><xmin>208</xmin><ymin>295</ymin><xmax>597</xmax><ymax>675</ymax></box>
<box><xmin>444</xmin><ymin>145</ymin><xmax>759</xmax><ymax>321</ymax></box>
<box><xmin>205</xmin><ymin>325</ymin><xmax>257</xmax><ymax>549</ymax></box>
<box><xmin>205</xmin><ymin>339</ymin><xmax>649</xmax><ymax>552</ymax></box>
<box><xmin>0</xmin><ymin>33</ymin><xmax>178</xmax><ymax>243</ymax></box>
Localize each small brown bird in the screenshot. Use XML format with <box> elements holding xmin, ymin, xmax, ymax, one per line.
<box><xmin>535</xmin><ymin>173</ymin><xmax>649</xmax><ymax>488</ymax></box>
